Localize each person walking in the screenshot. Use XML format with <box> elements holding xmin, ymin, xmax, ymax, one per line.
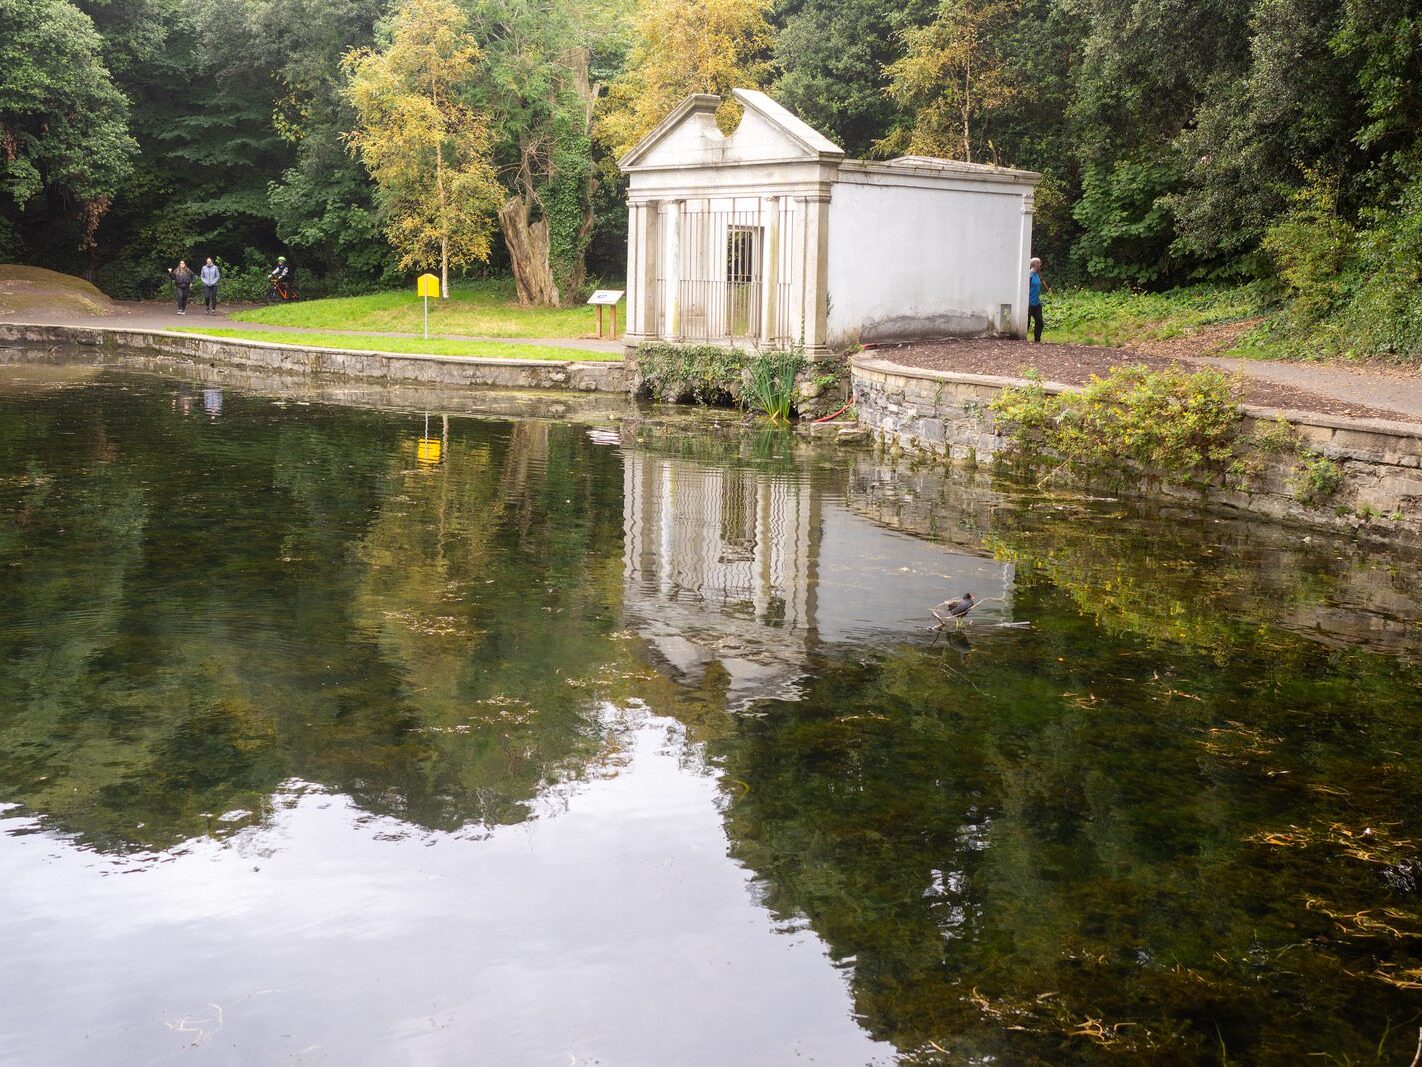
<box><xmin>200</xmin><ymin>257</ymin><xmax>220</xmax><ymax>315</ymax></box>
<box><xmin>168</xmin><ymin>260</ymin><xmax>195</xmax><ymax>315</ymax></box>
<box><xmin>1027</xmin><ymin>257</ymin><xmax>1046</xmax><ymax>343</ymax></box>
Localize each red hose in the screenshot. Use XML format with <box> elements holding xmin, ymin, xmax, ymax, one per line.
<box><xmin>812</xmin><ymin>391</ymin><xmax>855</xmax><ymax>423</ymax></box>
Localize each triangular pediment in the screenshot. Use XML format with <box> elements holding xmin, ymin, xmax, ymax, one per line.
<box><xmin>619</xmin><ymin>89</ymin><xmax>844</xmax><ymax>172</ymax></box>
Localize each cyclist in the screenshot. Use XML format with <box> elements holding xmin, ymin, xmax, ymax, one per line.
<box><xmin>267</xmin><ymin>256</ymin><xmax>294</xmax><ymax>301</ymax></box>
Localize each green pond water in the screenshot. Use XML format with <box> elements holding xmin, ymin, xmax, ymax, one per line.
<box><xmin>2</xmin><ymin>360</ymin><xmax>1421</xmax><ymax>1065</ymax></box>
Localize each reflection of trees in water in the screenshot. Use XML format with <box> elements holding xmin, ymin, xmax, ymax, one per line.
<box><xmin>347</xmin><ymin>419</ymin><xmax>633</xmax><ymax>830</ymax></box>
<box><xmin>713</xmin><ymin>581</ymin><xmax>1422</xmax><ymax>1063</ymax></box>
<box><xmin>843</xmin><ymin>453</ymin><xmax>1422</xmax><ymax>663</ymax></box>
<box><xmin>5</xmin><ymin>380</ymin><xmax>1422</xmax><ymax>1061</ymax></box>
<box><xmin>0</xmin><ymin>380</ymin><xmax>632</xmax><ymax>849</ymax></box>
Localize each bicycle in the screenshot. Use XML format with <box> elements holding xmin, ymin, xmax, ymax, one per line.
<box><xmin>263</xmin><ymin>279</ymin><xmax>298</xmax><ymax>304</ymax></box>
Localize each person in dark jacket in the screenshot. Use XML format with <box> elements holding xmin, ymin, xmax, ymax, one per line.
<box><xmin>200</xmin><ymin>258</ymin><xmax>220</xmax><ymax>315</ymax></box>
<box><xmin>267</xmin><ymin>255</ymin><xmax>292</xmax><ymax>299</ymax></box>
<box><xmin>168</xmin><ymin>260</ymin><xmax>195</xmax><ymax>314</ymax></box>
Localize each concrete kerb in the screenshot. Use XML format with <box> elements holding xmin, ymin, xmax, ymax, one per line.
<box><xmin>0</xmin><ymin>322</ymin><xmax>632</xmax><ymax>394</ymax></box>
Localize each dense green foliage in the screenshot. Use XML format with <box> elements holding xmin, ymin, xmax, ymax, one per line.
<box><xmin>635</xmin><ymin>342</ymin><xmax>748</xmax><ymax>404</ymax></box>
<box><xmin>635</xmin><ymin>341</ymin><xmax>808</xmax><ymax>419</ymax></box>
<box><xmin>992</xmin><ymin>364</ymin><xmax>1245</xmax><ymax>480</ymax></box>
<box><xmin>0</xmin><ymin>0</ymin><xmax>137</xmax><ymax>257</ymax></box>
<box><xmin>2</xmin><ymin>0</ymin><xmax>1419</xmax><ymax>352</ymax></box>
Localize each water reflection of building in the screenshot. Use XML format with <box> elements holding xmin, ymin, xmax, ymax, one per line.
<box><xmin>623</xmin><ymin>451</ymin><xmax>1014</xmax><ymax>707</ymax></box>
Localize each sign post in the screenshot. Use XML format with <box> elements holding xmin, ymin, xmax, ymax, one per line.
<box><xmin>586</xmin><ymin>289</ymin><xmax>625</xmax><ymax>340</ymax></box>
<box><xmin>416</xmin><ymin>273</ymin><xmax>440</xmax><ymax>339</ymax></box>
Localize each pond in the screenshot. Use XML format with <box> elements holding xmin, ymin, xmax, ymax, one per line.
<box><xmin>2</xmin><ymin>358</ymin><xmax>1421</xmax><ymax>1065</ymax></box>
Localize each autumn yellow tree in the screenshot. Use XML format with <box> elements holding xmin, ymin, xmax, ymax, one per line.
<box><xmin>598</xmin><ymin>0</ymin><xmax>774</xmax><ymax>158</ymax></box>
<box><xmin>343</xmin><ymin>0</ymin><xmax>503</xmax><ymax>297</ymax></box>
<box><xmin>881</xmin><ymin>0</ymin><xmax>1018</xmax><ymax>164</ymax></box>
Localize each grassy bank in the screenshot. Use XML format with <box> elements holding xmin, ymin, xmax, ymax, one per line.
<box><xmin>170</xmin><ymin>327</ymin><xmax>617</xmax><ymax>362</ymax></box>
<box><xmin>1043</xmin><ymin>284</ymin><xmax>1262</xmax><ymax>349</ymax></box>
<box><xmin>230</xmin><ymin>277</ymin><xmax>624</xmax><ymax>339</ymax></box>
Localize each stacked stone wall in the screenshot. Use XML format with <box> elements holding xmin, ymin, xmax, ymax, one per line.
<box><xmin>852</xmin><ymin>356</ymin><xmax>1422</xmax><ymax>548</ymax></box>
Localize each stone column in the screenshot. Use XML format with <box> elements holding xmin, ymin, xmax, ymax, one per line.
<box><xmin>624</xmin><ymin>201</ymin><xmax>643</xmax><ymax>339</ymax></box>
<box><xmin>664</xmin><ymin>199</ymin><xmax>683</xmax><ymax>340</ymax></box>
<box><xmin>799</xmin><ymin>194</ymin><xmax>832</xmax><ymax>356</ymax></box>
<box><xmin>625</xmin><ymin>200</ymin><xmax>660</xmax><ymax>343</ymax></box>
<box><xmin>759</xmin><ymin>196</ymin><xmax>781</xmax><ymax>348</ymax></box>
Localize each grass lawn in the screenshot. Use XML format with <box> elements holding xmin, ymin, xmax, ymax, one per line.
<box><xmin>170</xmin><ymin>327</ymin><xmax>619</xmax><ymax>362</ymax></box>
<box><xmin>229</xmin><ymin>276</ymin><xmax>624</xmax><ymax>339</ymax></box>
<box><xmin>1045</xmin><ymin>284</ymin><xmax>1263</xmax><ymax>348</ymax></box>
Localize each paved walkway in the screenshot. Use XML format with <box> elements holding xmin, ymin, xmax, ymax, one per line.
<box><xmin>0</xmin><ymin>301</ymin><xmax>625</xmax><ymax>355</ymax></box>
<box><xmin>1194</xmin><ymin>355</ymin><xmax>1422</xmax><ymax>421</ymax></box>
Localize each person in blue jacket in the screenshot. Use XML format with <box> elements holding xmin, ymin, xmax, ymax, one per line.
<box><xmin>1027</xmin><ymin>257</ymin><xmax>1047</xmax><ymax>343</ymax></box>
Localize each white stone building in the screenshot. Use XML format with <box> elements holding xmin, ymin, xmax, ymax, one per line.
<box><xmin>619</xmin><ymin>89</ymin><xmax>1040</xmax><ymax>355</ymax></box>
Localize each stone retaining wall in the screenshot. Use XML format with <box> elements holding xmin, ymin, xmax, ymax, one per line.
<box><xmin>852</xmin><ymin>356</ymin><xmax>1422</xmax><ymax>547</ymax></box>
<box><xmin>0</xmin><ymin>322</ymin><xmax>630</xmax><ymax>393</ymax></box>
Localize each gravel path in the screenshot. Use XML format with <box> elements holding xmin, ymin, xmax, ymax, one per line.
<box><xmin>0</xmin><ymin>301</ymin><xmax>625</xmax><ymax>355</ymax></box>
<box><xmin>865</xmin><ymin>338</ymin><xmax>1422</xmax><ymax>425</ymax></box>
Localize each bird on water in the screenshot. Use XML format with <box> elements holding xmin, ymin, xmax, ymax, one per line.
<box><xmin>931</xmin><ymin>592</ymin><xmax>975</xmax><ymax>628</ymax></box>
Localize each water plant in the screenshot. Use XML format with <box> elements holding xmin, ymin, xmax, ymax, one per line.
<box><xmin>742</xmin><ymin>349</ymin><xmax>806</xmax><ymax>422</ymax></box>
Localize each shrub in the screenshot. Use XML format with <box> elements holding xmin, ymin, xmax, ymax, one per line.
<box><xmin>1260</xmin><ymin>171</ymin><xmax>1358</xmax><ymax>324</ymax></box>
<box><xmin>1289</xmin><ymin>452</ymin><xmax>1344</xmax><ymax>506</ymax></box>
<box><xmin>991</xmin><ymin>363</ymin><xmax>1245</xmax><ymax>480</ymax></box>
<box><xmin>214</xmin><ymin>257</ymin><xmax>278</xmax><ymax>302</ymax></box>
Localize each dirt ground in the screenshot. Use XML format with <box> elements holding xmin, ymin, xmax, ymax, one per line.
<box><xmin>863</xmin><ymin>337</ymin><xmax>1422</xmax><ymax>424</ymax></box>
<box><xmin>0</xmin><ymin>265</ymin><xmax>113</xmax><ymax>319</ymax></box>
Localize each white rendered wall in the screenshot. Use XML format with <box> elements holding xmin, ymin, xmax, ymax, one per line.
<box><xmin>825</xmin><ymin>178</ymin><xmax>1031</xmax><ymax>344</ymax></box>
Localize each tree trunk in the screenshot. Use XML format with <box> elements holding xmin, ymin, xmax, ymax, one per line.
<box><xmin>498</xmin><ymin>195</ymin><xmax>560</xmax><ymax>307</ymax></box>
<box><xmin>564</xmin><ymin>46</ymin><xmax>598</xmax><ymax>303</ymax></box>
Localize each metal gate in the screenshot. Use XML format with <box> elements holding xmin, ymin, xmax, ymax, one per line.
<box><xmin>654</xmin><ymin>200</ymin><xmax>797</xmax><ymax>347</ymax></box>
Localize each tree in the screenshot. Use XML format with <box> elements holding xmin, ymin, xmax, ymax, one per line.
<box><xmin>880</xmin><ymin>0</ymin><xmax>1019</xmax><ymax>163</ymax></box>
<box><xmin>598</xmin><ymin>0</ymin><xmax>774</xmax><ymax>158</ymax></box>
<box><xmin>1065</xmin><ymin>0</ymin><xmax>1251</xmax><ymax>282</ymax></box>
<box><xmin>1162</xmin><ymin>0</ymin><xmax>1354</xmax><ymax>271</ymax></box>
<box><xmin>772</xmin><ymin>0</ymin><xmax>935</xmax><ymax>157</ymax></box>
<box><xmin>344</xmin><ymin>0</ymin><xmax>503</xmax><ymax>297</ymax></box>
<box><xmin>263</xmin><ymin>0</ymin><xmax>397</xmax><ymax>287</ymax></box>
<box><xmin>80</xmin><ymin>0</ymin><xmax>295</xmax><ymax>297</ymax></box>
<box><xmin>466</xmin><ymin>0</ymin><xmax>608</xmax><ymax>307</ymax></box>
<box><xmin>0</xmin><ymin>0</ymin><xmax>136</xmax><ymax>255</ymax></box>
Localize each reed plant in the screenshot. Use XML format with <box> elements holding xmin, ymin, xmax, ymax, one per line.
<box><xmin>743</xmin><ymin>349</ymin><xmax>806</xmax><ymax>422</ymax></box>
